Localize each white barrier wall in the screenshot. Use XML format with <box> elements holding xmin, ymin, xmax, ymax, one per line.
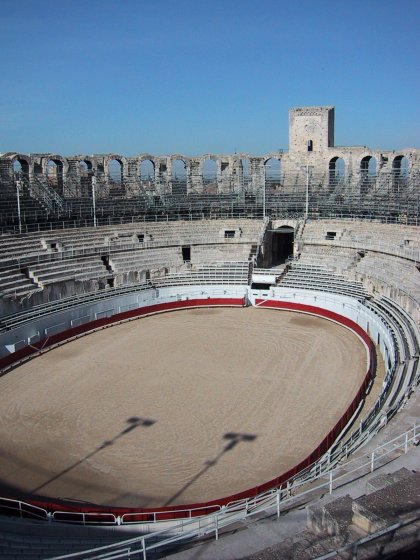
<box><xmin>0</xmin><ymin>285</ymin><xmax>248</xmax><ymax>358</ymax></box>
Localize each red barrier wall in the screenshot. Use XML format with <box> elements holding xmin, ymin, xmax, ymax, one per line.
<box><xmin>0</xmin><ymin>298</ymin><xmax>374</xmax><ymax>522</ymax></box>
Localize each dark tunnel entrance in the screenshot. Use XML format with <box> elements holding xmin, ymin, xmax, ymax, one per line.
<box><xmin>271</xmin><ymin>226</ymin><xmax>294</xmax><ymax>265</ymax></box>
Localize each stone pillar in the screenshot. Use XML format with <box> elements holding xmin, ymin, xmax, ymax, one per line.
<box><xmin>126</xmin><ymin>157</ymin><xmax>140</xmax><ymax>197</ymax></box>
<box><xmin>65</xmin><ymin>158</ymin><xmax>82</xmax><ymax>197</ymax></box>
<box><xmin>155</xmin><ymin>158</ymin><xmax>169</xmax><ymax>195</ymax></box>
<box><xmin>188</xmin><ymin>158</ymin><xmax>203</xmax><ymax>194</ymax></box>
<box><xmin>217</xmin><ymin>158</ymin><xmax>232</xmax><ymax>194</ymax></box>
<box><xmin>249</xmin><ymin>157</ymin><xmax>265</xmax><ymax>195</ymax></box>
<box><xmin>0</xmin><ymin>156</ymin><xmax>14</xmax><ymax>196</ymax></box>
<box><xmin>93</xmin><ymin>158</ymin><xmax>109</xmax><ymax>199</ymax></box>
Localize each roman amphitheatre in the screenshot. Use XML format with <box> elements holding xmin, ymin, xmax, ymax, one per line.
<box><xmin>0</xmin><ymin>106</ymin><xmax>419</xmax><ymax>559</ymax></box>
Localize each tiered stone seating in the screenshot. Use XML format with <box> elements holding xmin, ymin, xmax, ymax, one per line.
<box><xmin>154</xmin><ymin>261</ymin><xmax>250</xmax><ymax>287</ymax></box>
<box><xmin>298</xmin><ymin>245</ymin><xmax>358</xmax><ymax>271</ymax></box>
<box><xmin>0</xmin><ymin>268</ymin><xmax>39</xmax><ymax>298</ymax></box>
<box><xmin>365</xmin><ymin>296</ymin><xmax>419</xmax><ymax>408</ymax></box>
<box><xmin>0</xmin><ymin>235</ymin><xmax>48</xmax><ymax>263</ymax></box>
<box><xmin>28</xmin><ymin>257</ymin><xmax>109</xmax><ymax>286</ymax></box>
<box><xmin>304</xmin><ymin>469</ymin><xmax>420</xmax><ymax>559</ymax></box>
<box><xmin>0</xmin><ymin>220</ymin><xmax>264</xmax><ymax>312</ymax></box>
<box><xmin>302</xmin><ymin>219</ymin><xmax>420</xmax><ymax>259</ymax></box>
<box><xmin>280</xmin><ymin>262</ymin><xmax>370</xmax><ymax>300</ymax></box>
<box><xmin>191</xmin><ymin>244</ymin><xmax>253</xmax><ymax>263</ymax></box>
<box><xmin>354</xmin><ymin>253</ymin><xmax>420</xmax><ymax>301</ymax></box>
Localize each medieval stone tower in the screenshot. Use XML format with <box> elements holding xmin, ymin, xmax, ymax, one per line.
<box><xmin>289</xmin><ymin>106</ymin><xmax>335</xmax><ymax>155</ymax></box>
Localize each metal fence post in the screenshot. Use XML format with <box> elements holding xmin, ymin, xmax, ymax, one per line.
<box><xmin>371</xmin><ymin>450</ymin><xmax>375</xmax><ymax>473</ymax></box>
<box><xmin>277</xmin><ymin>490</ymin><xmax>281</xmax><ymax>518</ymax></box>
<box><xmin>142</xmin><ymin>537</ymin><xmax>147</xmax><ymax>560</ymax></box>
<box><xmin>329</xmin><ymin>470</ymin><xmax>333</xmax><ymax>494</ymax></box>
<box><xmin>404</xmin><ymin>432</ymin><xmax>408</xmax><ymax>454</ymax></box>
<box><xmin>215</xmin><ymin>513</ymin><xmax>219</xmax><ymax>540</ymax></box>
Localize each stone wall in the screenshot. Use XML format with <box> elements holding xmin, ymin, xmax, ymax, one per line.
<box><xmin>1</xmin><ymin>106</ymin><xmax>418</xmax><ymax>198</ymax></box>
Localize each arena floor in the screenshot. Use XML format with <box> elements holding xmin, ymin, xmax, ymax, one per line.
<box><xmin>0</xmin><ymin>307</ymin><xmax>370</xmax><ymax>508</ymax></box>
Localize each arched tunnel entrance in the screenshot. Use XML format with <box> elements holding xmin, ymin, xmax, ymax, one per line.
<box><xmin>259</xmin><ymin>225</ymin><xmax>294</xmax><ymax>267</ymax></box>
<box><xmin>271</xmin><ymin>226</ymin><xmax>294</xmax><ymax>265</ymax></box>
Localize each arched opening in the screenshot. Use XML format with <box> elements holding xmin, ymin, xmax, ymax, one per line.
<box><xmin>265</xmin><ymin>158</ymin><xmax>281</xmax><ymax>193</ymax></box>
<box><xmin>46</xmin><ymin>159</ymin><xmax>64</xmax><ymax>195</ymax></box>
<box><xmin>171</xmin><ymin>159</ymin><xmax>187</xmax><ymax>195</ymax></box>
<box><xmin>108</xmin><ymin>159</ymin><xmax>124</xmax><ymax>196</ymax></box>
<box><xmin>12</xmin><ymin>158</ymin><xmax>29</xmax><ymax>176</ymax></box>
<box><xmin>79</xmin><ymin>160</ymin><xmax>93</xmax><ymax>198</ymax></box>
<box><xmin>360</xmin><ymin>156</ymin><xmax>377</xmax><ymax>194</ymax></box>
<box><xmin>108</xmin><ymin>159</ymin><xmax>123</xmax><ymax>184</ymax></box>
<box><xmin>202</xmin><ymin>158</ymin><xmax>217</xmax><ymax>194</ymax></box>
<box><xmin>271</xmin><ymin>225</ymin><xmax>294</xmax><ymax>266</ymax></box>
<box><xmin>392</xmin><ymin>155</ymin><xmax>409</xmax><ymax>191</ymax></box>
<box><xmin>329</xmin><ymin>157</ymin><xmax>345</xmax><ymax>190</ymax></box>
<box><xmin>139</xmin><ymin>160</ymin><xmax>155</xmax><ymax>192</ymax></box>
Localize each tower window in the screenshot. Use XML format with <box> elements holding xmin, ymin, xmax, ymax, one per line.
<box><xmin>307</xmin><ymin>140</ymin><xmax>313</xmax><ymax>152</ymax></box>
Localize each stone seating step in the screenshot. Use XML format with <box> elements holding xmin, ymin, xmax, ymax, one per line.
<box><xmin>352</xmin><ymin>471</ymin><xmax>420</xmax><ymax>533</ymax></box>
<box><xmin>365</xmin><ymin>467</ymin><xmax>413</xmax><ymax>494</ymax></box>
<box><xmin>307</xmin><ymin>495</ymin><xmax>356</xmax><ymax>539</ymax></box>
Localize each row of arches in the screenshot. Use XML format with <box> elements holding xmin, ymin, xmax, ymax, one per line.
<box><xmin>11</xmin><ymin>154</ymin><xmax>411</xmax><ymax>181</ymax></box>
<box><xmin>9</xmin><ymin>154</ymin><xmax>412</xmax><ymax>198</ymax></box>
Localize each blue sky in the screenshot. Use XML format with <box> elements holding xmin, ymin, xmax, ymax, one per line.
<box><xmin>0</xmin><ymin>0</ymin><xmax>419</xmax><ymax>156</ymax></box>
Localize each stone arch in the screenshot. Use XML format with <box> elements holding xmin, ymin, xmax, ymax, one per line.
<box><xmin>139</xmin><ymin>158</ymin><xmax>155</xmax><ymax>192</ymax></box>
<box><xmin>107</xmin><ymin>158</ymin><xmax>123</xmax><ymax>183</ymax></box>
<box><xmin>79</xmin><ymin>159</ymin><xmax>93</xmax><ymax>198</ymax></box>
<box><xmin>12</xmin><ymin>155</ymin><xmax>30</xmax><ymax>175</ymax></box>
<box><xmin>392</xmin><ymin>155</ymin><xmax>409</xmax><ymax>192</ymax></box>
<box><xmin>139</xmin><ymin>158</ymin><xmax>155</xmax><ymax>180</ymax></box>
<box><xmin>328</xmin><ymin>157</ymin><xmax>345</xmax><ymax>190</ymax></box>
<box><xmin>392</xmin><ymin>154</ymin><xmax>409</xmax><ymax>174</ymax></box>
<box><xmin>46</xmin><ymin>157</ymin><xmax>65</xmax><ymax>195</ymax></box>
<box><xmin>360</xmin><ymin>155</ymin><xmax>377</xmax><ymax>175</ymax></box>
<box><xmin>271</xmin><ymin>224</ymin><xmax>294</xmax><ymax>265</ymax></box>
<box><xmin>264</xmin><ymin>157</ymin><xmax>281</xmax><ymax>192</ymax></box>
<box><xmin>171</xmin><ymin>157</ymin><xmax>187</xmax><ymax>195</ymax></box>
<box><xmin>360</xmin><ymin>155</ymin><xmax>377</xmax><ymax>194</ymax></box>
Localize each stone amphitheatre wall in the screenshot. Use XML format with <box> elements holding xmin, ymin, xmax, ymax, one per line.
<box><xmin>1</xmin><ymin>106</ymin><xmax>419</xmax><ymax>198</ymax></box>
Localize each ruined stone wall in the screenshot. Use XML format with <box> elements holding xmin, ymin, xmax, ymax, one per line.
<box><xmin>1</xmin><ymin>106</ymin><xmax>418</xmax><ymax>198</ymax></box>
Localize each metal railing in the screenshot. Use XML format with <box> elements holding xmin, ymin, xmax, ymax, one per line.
<box><xmin>41</xmin><ymin>423</ymin><xmax>419</xmax><ymax>559</ymax></box>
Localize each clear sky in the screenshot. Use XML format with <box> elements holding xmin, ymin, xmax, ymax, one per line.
<box><xmin>0</xmin><ymin>0</ymin><xmax>419</xmax><ymax>156</ymax></box>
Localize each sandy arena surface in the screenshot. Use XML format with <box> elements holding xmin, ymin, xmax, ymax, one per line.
<box><xmin>0</xmin><ymin>307</ymin><xmax>368</xmax><ymax>508</ymax></box>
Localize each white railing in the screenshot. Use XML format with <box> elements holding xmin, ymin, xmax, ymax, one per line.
<box><xmin>43</xmin><ymin>423</ymin><xmax>420</xmax><ymax>559</ymax></box>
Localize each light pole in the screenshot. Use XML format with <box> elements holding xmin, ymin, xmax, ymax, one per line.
<box><xmin>92</xmin><ymin>173</ymin><xmax>97</xmax><ymax>227</ymax></box>
<box><xmin>263</xmin><ymin>165</ymin><xmax>270</xmax><ymax>219</ymax></box>
<box><xmin>16</xmin><ymin>177</ymin><xmax>22</xmax><ymax>234</ymax></box>
<box><xmin>300</xmin><ymin>165</ymin><xmax>313</xmax><ymax>220</ymax></box>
